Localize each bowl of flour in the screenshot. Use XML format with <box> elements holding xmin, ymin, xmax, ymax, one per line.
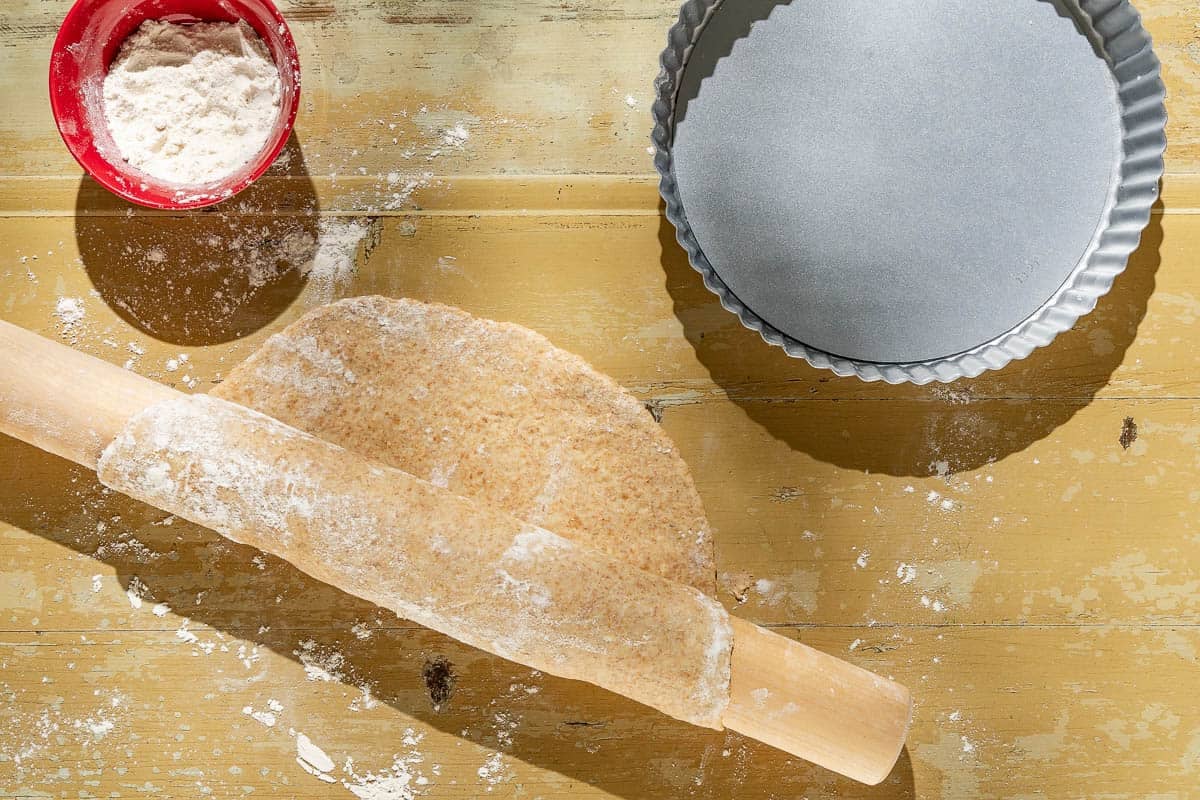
<box><xmin>49</xmin><ymin>0</ymin><xmax>301</xmax><ymax>209</ymax></box>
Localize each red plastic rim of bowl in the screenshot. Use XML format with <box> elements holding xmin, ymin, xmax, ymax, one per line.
<box><xmin>49</xmin><ymin>0</ymin><xmax>301</xmax><ymax>210</ymax></box>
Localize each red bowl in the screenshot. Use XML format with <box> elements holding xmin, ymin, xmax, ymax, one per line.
<box><xmin>49</xmin><ymin>0</ymin><xmax>301</xmax><ymax>210</ymax></box>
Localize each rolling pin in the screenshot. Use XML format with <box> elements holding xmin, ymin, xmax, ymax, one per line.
<box><xmin>0</xmin><ymin>318</ymin><xmax>911</xmax><ymax>785</ymax></box>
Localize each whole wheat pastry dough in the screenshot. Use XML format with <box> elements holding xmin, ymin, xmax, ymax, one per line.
<box><xmin>213</xmin><ymin>296</ymin><xmax>715</xmax><ymax>593</ymax></box>
<box><xmin>97</xmin><ymin>394</ymin><xmax>732</xmax><ymax>728</ymax></box>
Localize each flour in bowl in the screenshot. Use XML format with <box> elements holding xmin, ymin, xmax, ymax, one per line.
<box><xmin>101</xmin><ymin>20</ymin><xmax>282</xmax><ymax>185</ymax></box>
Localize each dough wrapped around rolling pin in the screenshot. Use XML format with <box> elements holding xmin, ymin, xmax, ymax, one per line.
<box><xmin>96</xmin><ymin>394</ymin><xmax>733</xmax><ymax>728</ymax></box>
<box><xmin>213</xmin><ymin>296</ymin><xmax>716</xmax><ymax>594</ymax></box>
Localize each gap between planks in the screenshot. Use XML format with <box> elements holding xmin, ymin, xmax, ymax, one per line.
<box><xmin>3</xmin><ymin>622</ymin><xmax>1198</xmax><ymax>637</ymax></box>
<box><xmin>1</xmin><ymin>172</ymin><xmax>1198</xmax><ymax>217</ymax></box>
<box><xmin>633</xmin><ymin>389</ymin><xmax>1200</xmax><ymax>403</ymax></box>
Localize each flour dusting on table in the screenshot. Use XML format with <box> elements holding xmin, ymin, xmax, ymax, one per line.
<box><xmin>53</xmin><ymin>296</ymin><xmax>84</xmax><ymax>334</ymax></box>
<box><xmin>342</xmin><ymin>731</ymin><xmax>432</xmax><ymax>799</ymax></box>
<box><xmin>294</xmin><ymin>731</ymin><xmax>337</xmax><ymax>782</ymax></box>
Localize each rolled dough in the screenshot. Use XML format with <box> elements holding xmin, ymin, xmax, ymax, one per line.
<box><xmin>212</xmin><ymin>296</ymin><xmax>715</xmax><ymax>593</ymax></box>
<box><xmin>97</xmin><ymin>393</ymin><xmax>732</xmax><ymax>728</ymax></box>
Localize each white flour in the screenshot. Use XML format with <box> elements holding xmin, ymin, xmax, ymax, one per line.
<box><xmin>342</xmin><ymin>733</ymin><xmax>431</xmax><ymax>800</ymax></box>
<box><xmin>53</xmin><ymin>296</ymin><xmax>84</xmax><ymax>332</ymax></box>
<box><xmin>102</xmin><ymin>20</ymin><xmax>281</xmax><ymax>185</ymax></box>
<box><xmin>442</xmin><ymin>124</ymin><xmax>470</xmax><ymax>147</ymax></box>
<box><xmin>295</xmin><ymin>732</ymin><xmax>337</xmax><ymax>782</ymax></box>
<box><xmin>124</xmin><ymin>576</ymin><xmax>147</xmax><ymax>609</ymax></box>
<box><xmin>302</xmin><ymin>219</ymin><xmax>374</xmax><ymax>301</ymax></box>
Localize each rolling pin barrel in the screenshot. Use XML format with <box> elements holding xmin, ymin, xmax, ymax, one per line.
<box><xmin>0</xmin><ymin>318</ymin><xmax>911</xmax><ymax>785</ymax></box>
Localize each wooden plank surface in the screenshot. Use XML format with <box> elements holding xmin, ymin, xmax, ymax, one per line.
<box><xmin>3</xmin><ymin>0</ymin><xmax>1199</xmax><ymax>797</ymax></box>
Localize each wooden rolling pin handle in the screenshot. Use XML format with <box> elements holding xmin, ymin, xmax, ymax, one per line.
<box><xmin>0</xmin><ymin>319</ymin><xmax>174</xmax><ymax>469</ymax></box>
<box><xmin>724</xmin><ymin>618</ymin><xmax>912</xmax><ymax>785</ymax></box>
<box><xmin>0</xmin><ymin>319</ymin><xmax>912</xmax><ymax>785</ymax></box>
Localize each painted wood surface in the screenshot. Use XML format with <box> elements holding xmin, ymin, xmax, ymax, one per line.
<box><xmin>2</xmin><ymin>0</ymin><xmax>1199</xmax><ymax>797</ymax></box>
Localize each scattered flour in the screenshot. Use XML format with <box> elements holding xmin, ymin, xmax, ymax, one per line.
<box><xmin>293</xmin><ymin>638</ymin><xmax>380</xmax><ymax>712</ymax></box>
<box><xmin>5</xmin><ymin>690</ymin><xmax>127</xmax><ymax>767</ymax></box>
<box><xmin>442</xmin><ymin>124</ymin><xmax>470</xmax><ymax>147</ymax></box>
<box><xmin>295</xmin><ymin>731</ymin><xmax>337</xmax><ymax>783</ymax></box>
<box><xmin>295</xmin><ymin>638</ymin><xmax>346</xmax><ymax>683</ymax></box>
<box><xmin>920</xmin><ymin>595</ymin><xmax>948</xmax><ymax>612</ymax></box>
<box><xmin>175</xmin><ymin>620</ymin><xmax>199</xmax><ymax>644</ymax></box>
<box><xmin>855</xmin><ymin>551</ymin><xmax>870</xmax><ymax>569</ymax></box>
<box><xmin>342</xmin><ymin>730</ymin><xmax>431</xmax><ymax>800</ymax></box>
<box><xmin>102</xmin><ymin>20</ymin><xmax>282</xmax><ymax>185</ymax></box>
<box><xmin>78</xmin><ymin>717</ymin><xmax>114</xmax><ymax>739</ymax></box>
<box><xmin>242</xmin><ymin>705</ymin><xmax>277</xmax><ymax>728</ymax></box>
<box><xmin>897</xmin><ymin>563</ymin><xmax>917</xmax><ymax>584</ymax></box>
<box><xmin>54</xmin><ymin>297</ymin><xmax>85</xmax><ymax>336</ymax></box>
<box><xmin>476</xmin><ymin>751</ymin><xmax>510</xmax><ymax>790</ymax></box>
<box><xmin>123</xmin><ymin>341</ymin><xmax>145</xmax><ymax>371</ymax></box>
<box><xmin>349</xmin><ymin>684</ymin><xmax>380</xmax><ymax>713</ymax></box>
<box><xmin>236</xmin><ymin>643</ymin><xmax>261</xmax><ymax>669</ymax></box>
<box><xmin>95</xmin><ymin>531</ymin><xmax>159</xmax><ymax>562</ymax></box>
<box><xmin>124</xmin><ymin>576</ymin><xmax>147</xmax><ymax>609</ymax></box>
<box><xmin>301</xmin><ymin>218</ymin><xmax>374</xmax><ymax>301</ymax></box>
<box><xmin>90</xmin><ymin>574</ymin><xmax>103</xmax><ymax>593</ymax></box>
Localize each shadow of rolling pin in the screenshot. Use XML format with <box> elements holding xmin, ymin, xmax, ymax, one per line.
<box><xmin>0</xmin><ymin>317</ymin><xmax>911</xmax><ymax>785</ymax></box>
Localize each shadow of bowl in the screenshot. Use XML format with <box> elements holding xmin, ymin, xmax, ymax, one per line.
<box><xmin>75</xmin><ymin>133</ymin><xmax>319</xmax><ymax>346</ymax></box>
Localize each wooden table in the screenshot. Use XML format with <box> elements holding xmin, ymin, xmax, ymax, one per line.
<box><xmin>2</xmin><ymin>1</ymin><xmax>1198</xmax><ymax>797</ymax></box>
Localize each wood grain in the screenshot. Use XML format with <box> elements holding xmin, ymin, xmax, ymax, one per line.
<box><xmin>3</xmin><ymin>0</ymin><xmax>1199</xmax><ymax>797</ymax></box>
